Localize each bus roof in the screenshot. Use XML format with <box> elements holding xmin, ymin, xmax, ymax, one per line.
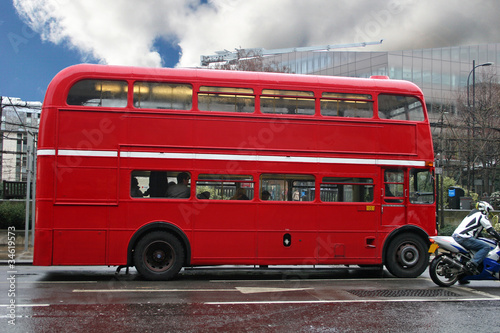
<box><xmin>43</xmin><ymin>64</ymin><xmax>424</xmax><ymax>106</ymax></box>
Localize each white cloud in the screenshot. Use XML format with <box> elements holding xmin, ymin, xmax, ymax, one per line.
<box><xmin>13</xmin><ymin>0</ymin><xmax>500</xmax><ymax>68</ymax></box>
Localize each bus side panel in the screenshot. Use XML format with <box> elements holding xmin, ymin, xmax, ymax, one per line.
<box><xmin>407</xmin><ymin>204</ymin><xmax>436</xmax><ymax>235</ymax></box>
<box><xmin>191</xmin><ymin>202</ymin><xmax>257</xmax><ymax>264</ymax></box>
<box><xmin>34</xmin><ymin>154</ymin><xmax>55</xmax><ymax>266</ymax></box>
<box><xmin>33</xmin><ymin>228</ymin><xmax>53</xmax><ymax>265</ymax></box>
<box><xmin>316</xmin><ymin>205</ymin><xmax>380</xmax><ymax>264</ymax></box>
<box><xmin>52</xmin><ymin>230</ymin><xmax>106</xmax><ymax>265</ymax></box>
<box><xmin>318</xmin><ymin>122</ymin><xmax>417</xmax><ymax>157</ymax></box>
<box><xmin>37</xmin><ymin>106</ymin><xmax>57</xmax><ymax>149</ymax></box>
<box><xmin>256</xmin><ymin>203</ymin><xmax>318</xmax><ymax>265</ymax></box>
<box><xmin>107</xmin><ymin>229</ymin><xmax>133</xmax><ymax>265</ymax></box>
<box><xmin>417</xmin><ymin>123</ymin><xmax>435</xmax><ymax>161</ymax></box>
<box><xmin>54</xmin><ymin>156</ymin><xmax>118</xmax><ymax>204</ymax></box>
<box><xmin>56</xmin><ymin>110</ymin><xmax>120</xmax><ymax>150</ymax></box>
<box><xmin>125</xmin><ymin>114</ymin><xmax>194</xmax><ymax>149</ymax></box>
<box><xmin>51</xmin><ymin>206</ymin><xmax>110</xmax><ymax>265</ymax></box>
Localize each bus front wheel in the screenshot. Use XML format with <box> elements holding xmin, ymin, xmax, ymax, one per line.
<box><xmin>385</xmin><ymin>233</ymin><xmax>428</xmax><ymax>278</ymax></box>
<box><xmin>134</xmin><ymin>232</ymin><xmax>185</xmax><ymax>281</ymax></box>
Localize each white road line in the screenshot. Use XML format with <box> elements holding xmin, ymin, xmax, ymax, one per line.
<box><xmin>457</xmin><ymin>286</ymin><xmax>500</xmax><ymax>299</ymax></box>
<box><xmin>205</xmin><ymin>297</ymin><xmax>500</xmax><ymax>305</ymax></box>
<box><xmin>72</xmin><ymin>287</ymin><xmax>313</xmax><ymax>294</ymax></box>
<box><xmin>0</xmin><ymin>304</ymin><xmax>50</xmax><ymax>307</ymax></box>
<box><xmin>210</xmin><ymin>278</ymin><xmax>423</xmax><ymax>283</ymax></box>
<box><xmin>73</xmin><ymin>287</ymin><xmax>314</xmax><ymax>293</ymax></box>
<box><xmin>236</xmin><ymin>287</ymin><xmax>313</xmax><ymax>294</ymax></box>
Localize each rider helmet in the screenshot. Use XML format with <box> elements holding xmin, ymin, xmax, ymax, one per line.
<box><xmin>476</xmin><ymin>201</ymin><xmax>494</xmax><ymax>219</ymax></box>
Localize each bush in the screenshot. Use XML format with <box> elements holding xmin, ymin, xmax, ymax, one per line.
<box><xmin>490</xmin><ymin>192</ymin><xmax>500</xmax><ymax>210</ymax></box>
<box><xmin>437</xmin><ymin>224</ymin><xmax>455</xmax><ymax>236</ymax></box>
<box><xmin>0</xmin><ymin>201</ymin><xmax>26</xmax><ymax>229</ymax></box>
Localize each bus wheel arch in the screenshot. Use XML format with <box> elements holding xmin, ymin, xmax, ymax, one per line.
<box><xmin>127</xmin><ymin>222</ymin><xmax>191</xmax><ymax>269</ymax></box>
<box><xmin>383</xmin><ymin>227</ymin><xmax>430</xmax><ymax>278</ymax></box>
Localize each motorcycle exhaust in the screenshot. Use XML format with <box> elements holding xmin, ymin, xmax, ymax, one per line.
<box><xmin>441</xmin><ymin>255</ymin><xmax>465</xmax><ymax>271</ymax></box>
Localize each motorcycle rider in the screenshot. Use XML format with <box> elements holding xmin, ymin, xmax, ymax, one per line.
<box><xmin>452</xmin><ymin>201</ymin><xmax>500</xmax><ymax>274</ymax></box>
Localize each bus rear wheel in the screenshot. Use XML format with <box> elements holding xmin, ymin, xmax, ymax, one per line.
<box><xmin>134</xmin><ymin>232</ymin><xmax>184</xmax><ymax>281</ymax></box>
<box><xmin>385</xmin><ymin>233</ymin><xmax>428</xmax><ymax>278</ymax></box>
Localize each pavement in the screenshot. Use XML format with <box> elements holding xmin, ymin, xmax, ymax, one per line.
<box><xmin>0</xmin><ymin>230</ymin><xmax>33</xmax><ymax>264</ymax></box>
<box><xmin>0</xmin><ymin>246</ymin><xmax>33</xmax><ymax>265</ymax></box>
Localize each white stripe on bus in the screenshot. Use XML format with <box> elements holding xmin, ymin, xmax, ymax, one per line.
<box><xmin>37</xmin><ymin>149</ymin><xmax>427</xmax><ymax>167</ymax></box>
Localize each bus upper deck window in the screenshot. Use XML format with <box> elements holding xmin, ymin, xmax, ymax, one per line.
<box><xmin>378</xmin><ymin>95</ymin><xmax>425</xmax><ymax>121</ymax></box>
<box><xmin>134</xmin><ymin>82</ymin><xmax>193</xmax><ymax>110</ymax></box>
<box><xmin>198</xmin><ymin>86</ymin><xmax>254</xmax><ymax>113</ymax></box>
<box><xmin>67</xmin><ymin>80</ymin><xmax>128</xmax><ymax>107</ymax></box>
<box><xmin>320</xmin><ymin>93</ymin><xmax>373</xmax><ymax>118</ymax></box>
<box><xmin>261</xmin><ymin>90</ymin><xmax>315</xmax><ymax>115</ymax></box>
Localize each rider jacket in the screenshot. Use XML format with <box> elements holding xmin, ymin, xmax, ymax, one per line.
<box><xmin>453</xmin><ymin>209</ymin><xmax>500</xmax><ymax>241</ymax></box>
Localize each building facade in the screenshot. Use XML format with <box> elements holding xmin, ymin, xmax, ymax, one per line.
<box><xmin>261</xmin><ymin>43</ymin><xmax>500</xmax><ymax>195</ymax></box>
<box><xmin>264</xmin><ymin>43</ymin><xmax>500</xmax><ymax>121</ymax></box>
<box><xmin>0</xmin><ymin>97</ymin><xmax>41</xmax><ymax>183</ymax></box>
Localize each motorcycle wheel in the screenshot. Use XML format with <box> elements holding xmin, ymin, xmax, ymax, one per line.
<box><xmin>429</xmin><ymin>254</ymin><xmax>460</xmax><ymax>287</ymax></box>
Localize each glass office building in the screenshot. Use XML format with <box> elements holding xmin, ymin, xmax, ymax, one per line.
<box><xmin>262</xmin><ymin>43</ymin><xmax>500</xmax><ymax>195</ymax></box>
<box><xmin>265</xmin><ymin>43</ymin><xmax>500</xmax><ymax>121</ymax></box>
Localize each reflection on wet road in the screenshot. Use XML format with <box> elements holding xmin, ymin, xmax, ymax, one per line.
<box><xmin>3</xmin><ymin>266</ymin><xmax>500</xmax><ymax>331</ymax></box>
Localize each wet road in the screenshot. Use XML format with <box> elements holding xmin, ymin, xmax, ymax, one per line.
<box><xmin>2</xmin><ymin>265</ymin><xmax>500</xmax><ymax>332</ymax></box>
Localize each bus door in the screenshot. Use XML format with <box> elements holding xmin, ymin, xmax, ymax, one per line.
<box><xmin>381</xmin><ymin>168</ymin><xmax>407</xmax><ymax>227</ymax></box>
<box><xmin>407</xmin><ymin>168</ymin><xmax>436</xmax><ymax>231</ymax></box>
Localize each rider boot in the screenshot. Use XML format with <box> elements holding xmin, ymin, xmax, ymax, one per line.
<box><xmin>465</xmin><ymin>261</ymin><xmax>480</xmax><ymax>275</ymax></box>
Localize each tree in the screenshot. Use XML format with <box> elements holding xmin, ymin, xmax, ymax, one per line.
<box><xmin>211</xmin><ymin>49</ymin><xmax>292</xmax><ymax>73</ymax></box>
<box><xmin>450</xmin><ymin>71</ymin><xmax>500</xmax><ymax>195</ymax></box>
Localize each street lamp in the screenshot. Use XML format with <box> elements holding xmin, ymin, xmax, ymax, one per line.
<box><xmin>466</xmin><ymin>60</ymin><xmax>494</xmax><ymax>193</ymax></box>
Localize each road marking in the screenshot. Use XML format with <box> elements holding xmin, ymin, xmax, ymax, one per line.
<box><xmin>21</xmin><ymin>281</ymin><xmax>98</xmax><ymax>284</ymax></box>
<box><xmin>0</xmin><ymin>304</ymin><xmax>50</xmax><ymax>307</ymax></box>
<box><xmin>210</xmin><ymin>278</ymin><xmax>423</xmax><ymax>283</ymax></box>
<box><xmin>205</xmin><ymin>297</ymin><xmax>500</xmax><ymax>305</ymax></box>
<box><xmin>73</xmin><ymin>287</ymin><xmax>312</xmax><ymax>293</ymax></box>
<box><xmin>73</xmin><ymin>289</ymin><xmax>236</xmax><ymax>293</ymax></box>
<box><xmin>236</xmin><ymin>287</ymin><xmax>313</xmax><ymax>294</ymax></box>
<box><xmin>457</xmin><ymin>286</ymin><xmax>500</xmax><ymax>299</ymax></box>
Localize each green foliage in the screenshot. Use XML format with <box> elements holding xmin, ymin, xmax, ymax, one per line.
<box><xmin>464</xmin><ymin>190</ymin><xmax>478</xmax><ymax>204</ymax></box>
<box><xmin>441</xmin><ymin>177</ymin><xmax>480</xmax><ymax>208</ymax></box>
<box><xmin>491</xmin><ymin>192</ymin><xmax>500</xmax><ymax>210</ymax></box>
<box><xmin>437</xmin><ymin>224</ymin><xmax>455</xmax><ymax>236</ymax></box>
<box><xmin>0</xmin><ymin>201</ymin><xmax>26</xmax><ymax>229</ymax></box>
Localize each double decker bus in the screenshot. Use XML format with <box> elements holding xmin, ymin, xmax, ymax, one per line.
<box><xmin>34</xmin><ymin>64</ymin><xmax>436</xmax><ymax>280</ymax></box>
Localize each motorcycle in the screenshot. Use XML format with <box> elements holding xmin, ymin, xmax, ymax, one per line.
<box><xmin>428</xmin><ymin>235</ymin><xmax>500</xmax><ymax>287</ymax></box>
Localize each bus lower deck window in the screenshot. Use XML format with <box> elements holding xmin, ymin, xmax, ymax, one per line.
<box><xmin>260</xmin><ymin>174</ymin><xmax>315</xmax><ymax>201</ymax></box>
<box><xmin>196</xmin><ymin>174</ymin><xmax>254</xmax><ymax>200</ymax></box>
<box><xmin>320</xmin><ymin>177</ymin><xmax>374</xmax><ymax>202</ymax></box>
<box><xmin>131</xmin><ymin>171</ymin><xmax>191</xmax><ymax>199</ymax></box>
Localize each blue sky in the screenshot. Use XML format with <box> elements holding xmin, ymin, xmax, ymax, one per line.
<box><xmin>0</xmin><ymin>1</ymin><xmax>180</xmax><ymax>102</ymax></box>
<box><xmin>2</xmin><ymin>0</ymin><xmax>500</xmax><ymax>103</ymax></box>
<box><xmin>1</xmin><ymin>2</ymin><xmax>80</xmax><ymax>102</ymax></box>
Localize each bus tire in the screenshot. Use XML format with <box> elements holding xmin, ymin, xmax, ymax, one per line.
<box><xmin>134</xmin><ymin>232</ymin><xmax>185</xmax><ymax>281</ymax></box>
<box><xmin>385</xmin><ymin>233</ymin><xmax>429</xmax><ymax>278</ymax></box>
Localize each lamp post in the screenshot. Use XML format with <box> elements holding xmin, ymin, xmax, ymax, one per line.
<box><xmin>466</xmin><ymin>60</ymin><xmax>493</xmax><ymax>193</ymax></box>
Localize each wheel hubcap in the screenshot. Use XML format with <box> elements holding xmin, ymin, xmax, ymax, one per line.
<box><xmin>143</xmin><ymin>241</ymin><xmax>174</xmax><ymax>272</ymax></box>
<box><xmin>398</xmin><ymin>243</ymin><xmax>419</xmax><ymax>267</ymax></box>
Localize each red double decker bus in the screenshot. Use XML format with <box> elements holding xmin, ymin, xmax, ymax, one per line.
<box><xmin>34</xmin><ymin>64</ymin><xmax>436</xmax><ymax>280</ymax></box>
